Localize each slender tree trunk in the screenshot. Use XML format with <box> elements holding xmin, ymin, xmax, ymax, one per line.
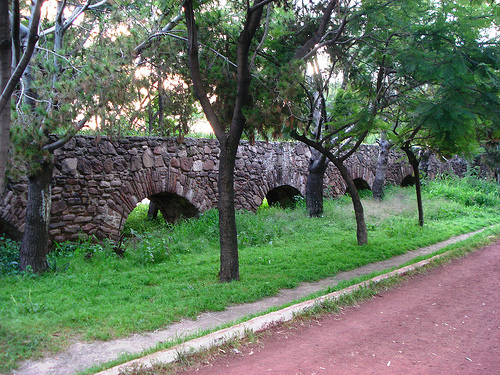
<box><xmin>418</xmin><ymin>148</ymin><xmax>432</xmax><ymax>179</ymax></box>
<box><xmin>147</xmin><ymin>201</ymin><xmax>158</xmax><ymax>220</ymax></box>
<box><xmin>372</xmin><ymin>132</ymin><xmax>392</xmax><ymax>201</ymax></box>
<box><xmin>306</xmin><ymin>150</ymin><xmax>327</xmax><ymax>217</ymax></box>
<box><xmin>184</xmin><ymin>0</ymin><xmax>265</xmax><ymax>282</ymax></box>
<box><xmin>402</xmin><ymin>146</ymin><xmax>424</xmax><ymax>227</ymax></box>
<box><xmin>291</xmin><ymin>131</ymin><xmax>368</xmax><ymax>245</ymax></box>
<box><xmin>19</xmin><ymin>161</ymin><xmax>54</xmax><ymax>273</ymax></box>
<box><xmin>217</xmin><ymin>140</ymin><xmax>239</xmax><ymax>282</ymax></box>
<box><xmin>0</xmin><ymin>0</ymin><xmax>11</xmax><ymax>194</ymax></box>
<box><xmin>327</xmin><ymin>155</ymin><xmax>368</xmax><ymax>245</ymax></box>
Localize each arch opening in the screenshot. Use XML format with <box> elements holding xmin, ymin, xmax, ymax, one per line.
<box><xmin>400</xmin><ymin>174</ymin><xmax>416</xmax><ymax>187</ymax></box>
<box><xmin>266</xmin><ymin>185</ymin><xmax>303</xmax><ymax>209</ymax></box>
<box><xmin>353</xmin><ymin>178</ymin><xmax>371</xmax><ymax>192</ymax></box>
<box><xmin>0</xmin><ymin>219</ymin><xmax>22</xmax><ymax>241</ymax></box>
<box><xmin>148</xmin><ymin>192</ymin><xmax>200</xmax><ymax>223</ymax></box>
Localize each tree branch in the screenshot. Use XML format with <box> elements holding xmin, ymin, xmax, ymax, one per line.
<box><xmin>293</xmin><ymin>0</ymin><xmax>340</xmax><ymax>61</ymax></box>
<box><xmin>134</xmin><ymin>7</ymin><xmax>184</xmax><ymax>56</ymax></box>
<box><xmin>43</xmin><ymin>114</ymin><xmax>90</xmax><ymax>153</ymax></box>
<box><xmin>249</xmin><ymin>2</ymin><xmax>271</xmax><ymax>71</ymax></box>
<box><xmin>249</xmin><ymin>0</ymin><xmax>275</xmax><ymax>12</ymax></box>
<box><xmin>184</xmin><ymin>0</ymin><xmax>225</xmax><ymax>140</ymax></box>
<box><xmin>0</xmin><ymin>0</ymin><xmax>44</xmax><ymax>114</ymax></box>
<box><xmin>39</xmin><ymin>0</ymin><xmax>107</xmax><ymax>38</ymax></box>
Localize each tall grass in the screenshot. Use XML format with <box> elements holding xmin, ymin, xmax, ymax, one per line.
<box><xmin>0</xmin><ymin>176</ymin><xmax>499</xmax><ymax>372</ymax></box>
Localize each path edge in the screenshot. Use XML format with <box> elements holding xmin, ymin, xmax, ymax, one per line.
<box><xmin>96</xmin><ymin>229</ymin><xmax>491</xmax><ymax>375</ymax></box>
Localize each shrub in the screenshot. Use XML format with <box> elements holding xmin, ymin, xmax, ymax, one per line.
<box><xmin>0</xmin><ymin>236</ymin><xmax>20</xmax><ymax>275</ymax></box>
<box><xmin>426</xmin><ymin>174</ymin><xmax>500</xmax><ymax>207</ymax></box>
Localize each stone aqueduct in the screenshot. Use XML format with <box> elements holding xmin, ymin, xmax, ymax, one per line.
<box><xmin>0</xmin><ymin>136</ymin><xmax>462</xmax><ymax>244</ymax></box>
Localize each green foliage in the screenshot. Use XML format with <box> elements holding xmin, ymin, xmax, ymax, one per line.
<box><xmin>122</xmin><ymin>204</ymin><xmax>168</xmax><ymax>235</ymax></box>
<box><xmin>425</xmin><ymin>174</ymin><xmax>500</xmax><ymax>208</ymax></box>
<box><xmin>0</xmin><ymin>236</ymin><xmax>20</xmax><ymax>276</ymax></box>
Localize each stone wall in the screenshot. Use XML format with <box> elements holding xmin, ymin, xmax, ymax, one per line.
<box><xmin>0</xmin><ymin>136</ymin><xmax>464</xmax><ymax>244</ymax></box>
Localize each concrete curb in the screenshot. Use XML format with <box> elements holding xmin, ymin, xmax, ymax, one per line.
<box><xmin>97</xmin><ymin>250</ymin><xmax>453</xmax><ymax>375</ymax></box>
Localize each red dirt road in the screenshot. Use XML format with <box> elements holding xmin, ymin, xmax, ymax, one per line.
<box><xmin>179</xmin><ymin>242</ymin><xmax>500</xmax><ymax>375</ymax></box>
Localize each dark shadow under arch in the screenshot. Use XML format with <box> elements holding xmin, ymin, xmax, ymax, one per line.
<box><xmin>0</xmin><ymin>219</ymin><xmax>22</xmax><ymax>241</ymax></box>
<box><xmin>353</xmin><ymin>178</ymin><xmax>371</xmax><ymax>192</ymax></box>
<box><xmin>148</xmin><ymin>192</ymin><xmax>200</xmax><ymax>223</ymax></box>
<box><xmin>266</xmin><ymin>185</ymin><xmax>303</xmax><ymax>208</ymax></box>
<box><xmin>400</xmin><ymin>174</ymin><xmax>416</xmax><ymax>187</ymax></box>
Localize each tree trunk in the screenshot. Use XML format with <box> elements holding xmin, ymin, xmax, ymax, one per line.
<box><xmin>306</xmin><ymin>150</ymin><xmax>327</xmax><ymax>217</ymax></box>
<box><xmin>402</xmin><ymin>146</ymin><xmax>424</xmax><ymax>227</ymax></box>
<box><xmin>327</xmin><ymin>155</ymin><xmax>368</xmax><ymax>245</ymax></box>
<box><xmin>372</xmin><ymin>133</ymin><xmax>392</xmax><ymax>201</ymax></box>
<box><xmin>147</xmin><ymin>201</ymin><xmax>159</xmax><ymax>220</ymax></box>
<box><xmin>0</xmin><ymin>0</ymin><xmax>11</xmax><ymax>194</ymax></box>
<box><xmin>218</xmin><ymin>141</ymin><xmax>239</xmax><ymax>282</ymax></box>
<box><xmin>291</xmin><ymin>131</ymin><xmax>368</xmax><ymax>245</ymax></box>
<box><xmin>19</xmin><ymin>161</ymin><xmax>54</xmax><ymax>273</ymax></box>
<box><xmin>418</xmin><ymin>148</ymin><xmax>432</xmax><ymax>179</ymax></box>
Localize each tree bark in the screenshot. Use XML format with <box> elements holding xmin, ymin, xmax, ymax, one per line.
<box><xmin>0</xmin><ymin>0</ymin><xmax>44</xmax><ymax>114</ymax></box>
<box><xmin>147</xmin><ymin>201</ymin><xmax>159</xmax><ymax>220</ymax></box>
<box><xmin>402</xmin><ymin>145</ymin><xmax>424</xmax><ymax>227</ymax></box>
<box><xmin>218</xmin><ymin>141</ymin><xmax>239</xmax><ymax>282</ymax></box>
<box><xmin>330</xmin><ymin>156</ymin><xmax>368</xmax><ymax>245</ymax></box>
<box><xmin>19</xmin><ymin>161</ymin><xmax>54</xmax><ymax>273</ymax></box>
<box><xmin>306</xmin><ymin>150</ymin><xmax>327</xmax><ymax>217</ymax></box>
<box><xmin>0</xmin><ymin>0</ymin><xmax>11</xmax><ymax>195</ymax></box>
<box><xmin>418</xmin><ymin>148</ymin><xmax>432</xmax><ymax>179</ymax></box>
<box><xmin>372</xmin><ymin>132</ymin><xmax>392</xmax><ymax>201</ymax></box>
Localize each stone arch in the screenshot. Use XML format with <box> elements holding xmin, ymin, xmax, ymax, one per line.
<box><xmin>266</xmin><ymin>185</ymin><xmax>303</xmax><ymax>208</ymax></box>
<box><xmin>0</xmin><ymin>187</ymin><xmax>26</xmax><ymax>241</ymax></box>
<box><xmin>148</xmin><ymin>192</ymin><xmax>200</xmax><ymax>222</ymax></box>
<box><xmin>0</xmin><ymin>218</ymin><xmax>22</xmax><ymax>241</ymax></box>
<box><xmin>400</xmin><ymin>174</ymin><xmax>416</xmax><ymax>187</ymax></box>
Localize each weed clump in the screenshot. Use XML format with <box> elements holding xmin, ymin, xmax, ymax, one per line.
<box><xmin>0</xmin><ymin>236</ymin><xmax>20</xmax><ymax>276</ymax></box>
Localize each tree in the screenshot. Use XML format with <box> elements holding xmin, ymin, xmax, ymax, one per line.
<box><xmin>285</xmin><ymin>0</ymin><xmax>408</xmax><ymax>244</ymax></box>
<box><xmin>381</xmin><ymin>0</ymin><xmax>500</xmax><ymax>226</ymax></box>
<box><xmin>183</xmin><ymin>0</ymin><xmax>272</xmax><ymax>281</ymax></box>
<box><xmin>0</xmin><ymin>0</ymin><xmax>12</xmax><ymax>196</ymax></box>
<box><xmin>372</xmin><ymin>131</ymin><xmax>392</xmax><ymax>201</ymax></box>
<box><xmin>180</xmin><ymin>0</ymin><xmax>348</xmax><ymax>281</ymax></box>
<box><xmin>10</xmin><ymin>0</ymin><xmax>136</xmax><ymax>273</ymax></box>
<box><xmin>0</xmin><ymin>0</ymin><xmax>46</xmax><ymax>195</ymax></box>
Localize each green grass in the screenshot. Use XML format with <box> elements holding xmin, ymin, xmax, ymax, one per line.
<box><xmin>1</xmin><ymin>177</ymin><xmax>499</xmax><ymax>373</ymax></box>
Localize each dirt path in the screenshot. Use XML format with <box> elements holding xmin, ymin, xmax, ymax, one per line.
<box><xmin>178</xmin><ymin>240</ymin><xmax>500</xmax><ymax>375</ymax></box>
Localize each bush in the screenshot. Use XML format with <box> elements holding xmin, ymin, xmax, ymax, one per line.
<box><xmin>425</xmin><ymin>174</ymin><xmax>500</xmax><ymax>207</ymax></box>
<box><xmin>0</xmin><ymin>236</ymin><xmax>20</xmax><ymax>276</ymax></box>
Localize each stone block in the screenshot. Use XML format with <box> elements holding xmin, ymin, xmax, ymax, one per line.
<box><xmin>143</xmin><ymin>148</ymin><xmax>155</xmax><ymax>168</ymax></box>
<box><xmin>170</xmin><ymin>157</ymin><xmax>180</xmax><ymax>168</ymax></box>
<box><xmin>130</xmin><ymin>156</ymin><xmax>141</xmax><ymax>171</ymax></box>
<box><xmin>74</xmin><ymin>216</ymin><xmax>92</xmax><ymax>223</ymax></box>
<box><xmin>154</xmin><ymin>156</ymin><xmax>165</xmax><ymax>167</ymax></box>
<box><xmin>63</xmin><ymin>225</ymin><xmax>80</xmax><ymax>234</ymax></box>
<box><xmin>99</xmin><ymin>140</ymin><xmax>117</xmax><ymax>155</ymax></box>
<box><xmin>203</xmin><ymin>160</ymin><xmax>215</xmax><ymax>171</ymax></box>
<box><xmin>103</xmin><ymin>158</ymin><xmax>113</xmax><ymax>173</ymax></box>
<box><xmin>193</xmin><ymin>160</ymin><xmax>203</xmax><ymax>172</ymax></box>
<box><xmin>51</xmin><ymin>200</ymin><xmax>67</xmax><ymax>214</ymax></box>
<box><xmin>61</xmin><ymin>158</ymin><xmax>78</xmax><ymax>175</ymax></box>
<box><xmin>180</xmin><ymin>157</ymin><xmax>193</xmax><ymax>171</ymax></box>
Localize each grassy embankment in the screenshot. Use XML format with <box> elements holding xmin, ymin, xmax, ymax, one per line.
<box><xmin>1</xmin><ymin>175</ymin><xmax>499</xmax><ymax>373</ymax></box>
